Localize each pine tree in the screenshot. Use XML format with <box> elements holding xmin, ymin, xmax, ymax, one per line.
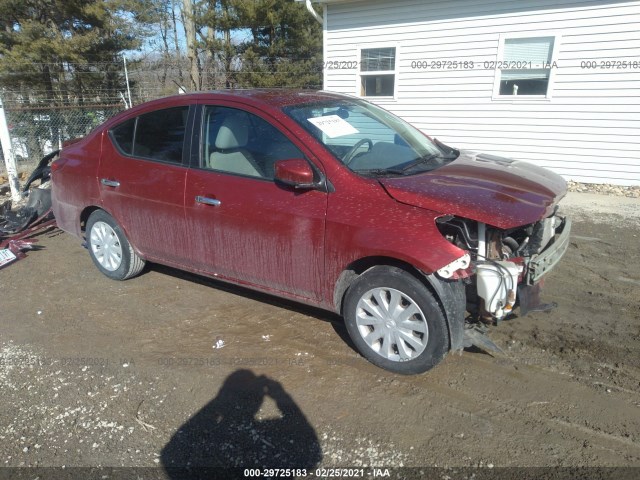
<box><xmin>196</xmin><ymin>0</ymin><xmax>242</xmax><ymax>89</ymax></box>
<box><xmin>193</xmin><ymin>0</ymin><xmax>322</xmax><ymax>90</ymax></box>
<box><xmin>235</xmin><ymin>0</ymin><xmax>322</xmax><ymax>88</ymax></box>
<box><xmin>0</xmin><ymin>0</ymin><xmax>155</xmax><ymax>157</ymax></box>
<box><xmin>0</xmin><ymin>0</ymin><xmax>153</xmax><ymax>103</ymax></box>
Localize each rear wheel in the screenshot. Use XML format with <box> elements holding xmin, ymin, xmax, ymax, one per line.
<box><xmin>86</xmin><ymin>210</ymin><xmax>145</xmax><ymax>280</ymax></box>
<box><xmin>343</xmin><ymin>266</ymin><xmax>449</xmax><ymax>374</ymax></box>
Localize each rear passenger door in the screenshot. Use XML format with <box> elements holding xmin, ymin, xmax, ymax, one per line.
<box><xmin>183</xmin><ymin>104</ymin><xmax>327</xmax><ymax>301</ymax></box>
<box><xmin>98</xmin><ymin>104</ymin><xmax>193</xmax><ymax>265</ymax></box>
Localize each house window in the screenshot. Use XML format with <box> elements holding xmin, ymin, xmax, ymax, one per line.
<box><xmin>360</xmin><ymin>47</ymin><xmax>396</xmax><ymax>97</ymax></box>
<box><xmin>497</xmin><ymin>36</ymin><xmax>556</xmax><ymax>97</ymax></box>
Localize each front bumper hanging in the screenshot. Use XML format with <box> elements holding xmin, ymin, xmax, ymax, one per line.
<box><xmin>525</xmin><ymin>215</ymin><xmax>572</xmax><ymax>285</ymax></box>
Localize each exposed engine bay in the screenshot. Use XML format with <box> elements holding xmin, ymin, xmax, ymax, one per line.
<box><xmin>436</xmin><ymin>211</ymin><xmax>571</xmax><ymax>321</ymax></box>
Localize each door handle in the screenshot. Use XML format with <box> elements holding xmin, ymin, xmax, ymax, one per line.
<box><xmin>100</xmin><ymin>178</ymin><xmax>120</xmax><ymax>188</ymax></box>
<box><xmin>195</xmin><ymin>196</ymin><xmax>221</xmax><ymax>206</ymax></box>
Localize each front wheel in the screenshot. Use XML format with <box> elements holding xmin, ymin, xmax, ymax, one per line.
<box><xmin>343</xmin><ymin>266</ymin><xmax>449</xmax><ymax>374</ymax></box>
<box><xmin>86</xmin><ymin>210</ymin><xmax>145</xmax><ymax>280</ymax></box>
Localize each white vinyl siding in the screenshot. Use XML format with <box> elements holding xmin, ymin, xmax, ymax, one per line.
<box><xmin>323</xmin><ymin>0</ymin><xmax>640</xmax><ymax>186</ymax></box>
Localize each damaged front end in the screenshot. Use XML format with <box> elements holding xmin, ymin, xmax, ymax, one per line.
<box><xmin>436</xmin><ymin>210</ymin><xmax>571</xmax><ymax>322</ymax></box>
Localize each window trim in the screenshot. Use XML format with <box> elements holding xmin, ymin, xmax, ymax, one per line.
<box><xmin>356</xmin><ymin>44</ymin><xmax>400</xmax><ymax>100</ymax></box>
<box><xmin>492</xmin><ymin>32</ymin><xmax>560</xmax><ymax>101</ymax></box>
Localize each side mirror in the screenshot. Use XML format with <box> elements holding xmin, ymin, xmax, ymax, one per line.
<box><xmin>274</xmin><ymin>159</ymin><xmax>316</xmax><ymax>189</ymax></box>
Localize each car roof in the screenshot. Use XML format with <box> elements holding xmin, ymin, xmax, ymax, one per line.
<box><xmin>100</xmin><ymin>89</ymin><xmax>356</xmax><ymax>131</ymax></box>
<box><xmin>145</xmin><ymin>89</ymin><xmax>353</xmax><ymax>109</ymax></box>
<box><xmin>203</xmin><ymin>89</ymin><xmax>353</xmax><ymax>107</ymax></box>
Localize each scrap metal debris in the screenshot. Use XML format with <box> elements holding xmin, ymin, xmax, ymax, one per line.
<box><xmin>463</xmin><ymin>323</ymin><xmax>505</xmax><ymax>356</ymax></box>
<box><xmin>0</xmin><ymin>238</ymin><xmax>42</xmax><ymax>268</ymax></box>
<box><xmin>0</xmin><ymin>151</ymin><xmax>59</xmax><ymax>269</ymax></box>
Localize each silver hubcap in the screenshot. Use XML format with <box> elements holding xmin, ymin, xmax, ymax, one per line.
<box><xmin>356</xmin><ymin>288</ymin><xmax>429</xmax><ymax>362</ymax></box>
<box><xmin>90</xmin><ymin>221</ymin><xmax>123</xmax><ymax>271</ymax></box>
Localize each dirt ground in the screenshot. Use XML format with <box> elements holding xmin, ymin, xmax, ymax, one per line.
<box><xmin>0</xmin><ymin>192</ymin><xmax>639</xmax><ymax>477</ymax></box>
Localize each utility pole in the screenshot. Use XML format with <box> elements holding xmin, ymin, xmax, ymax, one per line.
<box><xmin>0</xmin><ymin>95</ymin><xmax>21</xmax><ymax>203</ymax></box>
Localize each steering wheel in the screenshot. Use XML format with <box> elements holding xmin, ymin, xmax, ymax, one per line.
<box><xmin>343</xmin><ymin>138</ymin><xmax>373</xmax><ymax>165</ymax></box>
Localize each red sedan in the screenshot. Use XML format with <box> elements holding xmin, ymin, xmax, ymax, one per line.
<box><xmin>51</xmin><ymin>90</ymin><xmax>571</xmax><ymax>374</ymax></box>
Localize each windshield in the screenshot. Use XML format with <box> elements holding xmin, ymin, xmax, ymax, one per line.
<box><xmin>283</xmin><ymin>98</ymin><xmax>458</xmax><ymax>176</ymax></box>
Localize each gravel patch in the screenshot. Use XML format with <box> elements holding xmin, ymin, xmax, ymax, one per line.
<box><xmin>567</xmin><ymin>181</ymin><xmax>640</xmax><ymax>198</ymax></box>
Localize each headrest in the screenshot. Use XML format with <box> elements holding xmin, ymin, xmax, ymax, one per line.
<box><xmin>215</xmin><ymin>112</ymin><xmax>250</xmax><ymax>149</ymax></box>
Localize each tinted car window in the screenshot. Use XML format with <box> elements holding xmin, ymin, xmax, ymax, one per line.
<box><xmin>110</xmin><ymin>118</ymin><xmax>135</xmax><ymax>155</ymax></box>
<box><xmin>133</xmin><ymin>106</ymin><xmax>189</xmax><ymax>163</ymax></box>
<box><xmin>203</xmin><ymin>106</ymin><xmax>303</xmax><ymax>180</ymax></box>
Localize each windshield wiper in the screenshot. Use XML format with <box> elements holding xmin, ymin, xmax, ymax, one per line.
<box><xmin>357</xmin><ymin>153</ymin><xmax>457</xmax><ymax>177</ymax></box>
<box><xmin>356</xmin><ymin>155</ymin><xmax>442</xmax><ymax>177</ymax></box>
<box><xmin>356</xmin><ymin>167</ymin><xmax>405</xmax><ymax>176</ymax></box>
<box><xmin>396</xmin><ymin>153</ymin><xmax>442</xmax><ymax>172</ymax></box>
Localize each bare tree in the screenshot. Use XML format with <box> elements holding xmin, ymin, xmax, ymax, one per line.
<box><xmin>182</xmin><ymin>0</ymin><xmax>201</xmax><ymax>90</ymax></box>
<box><xmin>171</xmin><ymin>0</ymin><xmax>185</xmax><ymax>87</ymax></box>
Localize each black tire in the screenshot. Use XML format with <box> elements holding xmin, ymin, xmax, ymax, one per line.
<box><xmin>86</xmin><ymin>210</ymin><xmax>145</xmax><ymax>280</ymax></box>
<box><xmin>343</xmin><ymin>266</ymin><xmax>449</xmax><ymax>374</ymax></box>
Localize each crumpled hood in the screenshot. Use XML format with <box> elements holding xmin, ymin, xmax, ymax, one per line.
<box><xmin>379</xmin><ymin>151</ymin><xmax>567</xmax><ymax>229</ymax></box>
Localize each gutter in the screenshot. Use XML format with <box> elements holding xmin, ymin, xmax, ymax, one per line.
<box><xmin>304</xmin><ymin>0</ymin><xmax>324</xmax><ymax>25</ymax></box>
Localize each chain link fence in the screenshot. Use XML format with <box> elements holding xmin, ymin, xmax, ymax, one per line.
<box><xmin>0</xmin><ymin>58</ymin><xmax>321</xmax><ymax>179</ymax></box>
<box><xmin>0</xmin><ymin>98</ymin><xmax>125</xmax><ymax>175</ymax></box>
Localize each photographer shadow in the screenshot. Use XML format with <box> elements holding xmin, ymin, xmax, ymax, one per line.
<box><xmin>161</xmin><ymin>369</ymin><xmax>322</xmax><ymax>479</ymax></box>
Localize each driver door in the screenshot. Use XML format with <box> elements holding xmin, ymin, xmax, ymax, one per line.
<box><xmin>183</xmin><ymin>104</ymin><xmax>328</xmax><ymax>301</ymax></box>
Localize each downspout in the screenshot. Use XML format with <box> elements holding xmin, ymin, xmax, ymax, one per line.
<box><xmin>305</xmin><ymin>0</ymin><xmax>323</xmax><ymax>25</ymax></box>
